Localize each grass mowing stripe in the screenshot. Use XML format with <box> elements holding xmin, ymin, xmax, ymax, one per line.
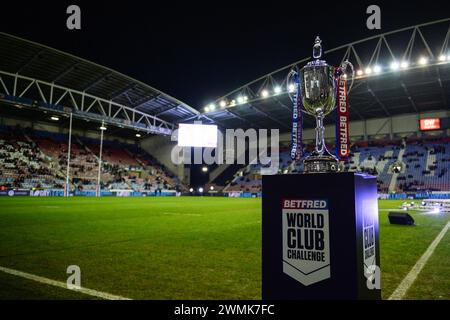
<box><xmin>0</xmin><ymin>265</ymin><xmax>131</xmax><ymax>300</ymax></box>
<box><xmin>388</xmin><ymin>220</ymin><xmax>450</xmax><ymax>300</ymax></box>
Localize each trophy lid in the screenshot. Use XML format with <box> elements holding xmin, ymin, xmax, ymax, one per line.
<box><xmin>303</xmin><ymin>36</ymin><xmax>329</xmax><ymax>69</ymax></box>
<box><xmin>313</xmin><ymin>36</ymin><xmax>322</xmax><ymax>59</ymax></box>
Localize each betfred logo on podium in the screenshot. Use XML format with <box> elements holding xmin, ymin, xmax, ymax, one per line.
<box><xmin>282</xmin><ymin>199</ymin><xmax>330</xmax><ymax>286</ymax></box>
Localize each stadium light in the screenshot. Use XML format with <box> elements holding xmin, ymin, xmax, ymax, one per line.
<box><xmin>219</xmin><ymin>100</ymin><xmax>227</xmax><ymax>108</ymax></box>
<box><xmin>261</xmin><ymin>89</ymin><xmax>269</xmax><ymax>98</ymax></box>
<box><xmin>243</xmin><ymin>95</ymin><xmax>248</xmax><ymax>102</ymax></box>
<box><xmin>438</xmin><ymin>55</ymin><xmax>446</xmax><ymax>62</ymax></box>
<box><xmin>365</xmin><ymin>67</ymin><xmax>372</xmax><ymax>75</ymax></box>
<box><xmin>99</xmin><ymin>126</ymin><xmax>107</xmax><ymax>131</ymax></box>
<box><xmin>356</xmin><ymin>69</ymin><xmax>364</xmax><ymax>76</ymax></box>
<box><xmin>189</xmin><ymin>188</ymin><xmax>194</xmax><ymax>192</ymax></box>
<box><xmin>198</xmin><ymin>187</ymin><xmax>204</xmax><ymax>193</ymax></box>
<box><xmin>288</xmin><ymin>84</ymin><xmax>295</xmax><ymax>92</ymax></box>
<box><xmin>230</xmin><ymin>99</ymin><xmax>236</xmax><ymax>106</ymax></box>
<box><xmin>274</xmin><ymin>86</ymin><xmax>282</xmax><ymax>94</ymax></box>
<box><xmin>400</xmin><ymin>61</ymin><xmax>409</xmax><ymax>69</ymax></box>
<box><xmin>210</xmin><ymin>186</ymin><xmax>214</xmax><ymax>191</ymax></box>
<box><xmin>418</xmin><ymin>56</ymin><xmax>428</xmax><ymax>65</ymax></box>
<box><xmin>390</xmin><ymin>61</ymin><xmax>399</xmax><ymax>71</ymax></box>
<box><xmin>50</xmin><ymin>116</ymin><xmax>59</xmax><ymax>121</ymax></box>
<box><xmin>202</xmin><ymin>166</ymin><xmax>208</xmax><ymax>173</ymax></box>
<box><xmin>204</xmin><ymin>106</ymin><xmax>210</xmax><ymax>112</ymax></box>
<box><xmin>208</xmin><ymin>103</ymin><xmax>216</xmax><ymax>111</ymax></box>
<box><xmin>135</xmin><ymin>133</ymin><xmax>141</xmax><ymax>138</ymax></box>
<box><xmin>373</xmin><ymin>65</ymin><xmax>382</xmax><ymax>73</ymax></box>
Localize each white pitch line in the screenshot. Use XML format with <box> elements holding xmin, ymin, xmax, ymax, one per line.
<box><xmin>0</xmin><ymin>265</ymin><xmax>131</xmax><ymax>300</ymax></box>
<box><xmin>388</xmin><ymin>220</ymin><xmax>450</xmax><ymax>300</ymax></box>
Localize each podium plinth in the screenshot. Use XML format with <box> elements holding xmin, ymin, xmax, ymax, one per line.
<box><xmin>262</xmin><ymin>172</ymin><xmax>381</xmax><ymax>300</ymax></box>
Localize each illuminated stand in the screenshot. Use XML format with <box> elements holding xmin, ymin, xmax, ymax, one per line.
<box><xmin>262</xmin><ymin>172</ymin><xmax>381</xmax><ymax>300</ymax></box>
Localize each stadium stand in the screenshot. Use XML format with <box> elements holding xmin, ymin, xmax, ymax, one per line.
<box><xmin>221</xmin><ymin>137</ymin><xmax>450</xmax><ymax>194</ymax></box>
<box><xmin>0</xmin><ymin>125</ymin><xmax>184</xmax><ymax>193</ymax></box>
<box><xmin>1</xmin><ymin>122</ymin><xmax>448</xmax><ymax>196</ymax></box>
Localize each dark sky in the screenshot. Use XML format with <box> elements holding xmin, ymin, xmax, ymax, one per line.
<box><xmin>0</xmin><ymin>1</ymin><xmax>448</xmax><ymax>109</ymax></box>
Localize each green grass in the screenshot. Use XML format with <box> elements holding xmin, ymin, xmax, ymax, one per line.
<box><xmin>0</xmin><ymin>197</ymin><xmax>448</xmax><ymax>300</ymax></box>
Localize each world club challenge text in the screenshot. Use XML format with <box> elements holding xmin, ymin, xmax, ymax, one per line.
<box><xmin>282</xmin><ymin>199</ymin><xmax>329</xmax><ymax>262</ymax></box>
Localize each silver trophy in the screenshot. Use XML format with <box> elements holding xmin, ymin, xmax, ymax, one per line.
<box><xmin>289</xmin><ymin>36</ymin><xmax>354</xmax><ymax>173</ymax></box>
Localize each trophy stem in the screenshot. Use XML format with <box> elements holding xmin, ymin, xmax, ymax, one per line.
<box><xmin>315</xmin><ymin>111</ymin><xmax>326</xmax><ymax>156</ymax></box>
<box><xmin>303</xmin><ymin>110</ymin><xmax>339</xmax><ymax>173</ymax></box>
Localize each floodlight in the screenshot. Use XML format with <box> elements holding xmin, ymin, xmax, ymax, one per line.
<box><xmin>418</xmin><ymin>56</ymin><xmax>428</xmax><ymax>65</ymax></box>
<box><xmin>390</xmin><ymin>62</ymin><xmax>399</xmax><ymax>70</ymax></box>
<box><xmin>400</xmin><ymin>61</ymin><xmax>409</xmax><ymax>69</ymax></box>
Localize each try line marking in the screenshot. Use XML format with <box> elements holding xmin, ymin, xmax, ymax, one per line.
<box><xmin>388</xmin><ymin>220</ymin><xmax>450</xmax><ymax>300</ymax></box>
<box><xmin>0</xmin><ymin>265</ymin><xmax>131</xmax><ymax>300</ymax></box>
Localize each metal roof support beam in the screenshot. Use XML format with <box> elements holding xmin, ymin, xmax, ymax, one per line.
<box><xmin>348</xmin><ymin>104</ymin><xmax>364</xmax><ymax>120</ymax></box>
<box><xmin>156</xmin><ymin>105</ymin><xmax>180</xmax><ymax>116</ymax></box>
<box><xmin>226</xmin><ymin>109</ymin><xmax>260</xmax><ymax>129</ymax></box>
<box><xmin>132</xmin><ymin>94</ymin><xmax>161</xmax><ymax>110</ymax></box>
<box><xmin>35</xmin><ymin>82</ymin><xmax>47</xmax><ymax>103</ymax></box>
<box><xmin>272</xmin><ymin>96</ymin><xmax>292</xmax><ymax>112</ymax></box>
<box><xmin>0</xmin><ymin>76</ymin><xmax>10</xmax><ymax>95</ymax></box>
<box><xmin>400</xmin><ymin>83</ymin><xmax>418</xmax><ymax>112</ymax></box>
<box><xmin>18</xmin><ymin>79</ymin><xmax>35</xmax><ymax>98</ymax></box>
<box><xmin>211</xmin><ymin>19</ymin><xmax>450</xmax><ymax>109</ymax></box>
<box><xmin>82</xmin><ymin>72</ymin><xmax>111</xmax><ymax>92</ymax></box>
<box><xmin>16</xmin><ymin>49</ymin><xmax>45</xmax><ymax>74</ymax></box>
<box><xmin>52</xmin><ymin>62</ymin><xmax>79</xmax><ymax>83</ymax></box>
<box><xmin>180</xmin><ymin>113</ymin><xmax>217</xmax><ymax>124</ymax></box>
<box><xmin>109</xmin><ymin>83</ymin><xmax>137</xmax><ymax>100</ymax></box>
<box><xmin>436</xmin><ymin>68</ymin><xmax>448</xmax><ymax>108</ymax></box>
<box><xmin>367</xmin><ymin>88</ymin><xmax>390</xmax><ymax>116</ymax></box>
<box><xmin>0</xmin><ymin>70</ymin><xmax>174</xmax><ymax>135</ymax></box>
<box><xmin>249</xmin><ymin>104</ymin><xmax>290</xmax><ymax>129</ymax></box>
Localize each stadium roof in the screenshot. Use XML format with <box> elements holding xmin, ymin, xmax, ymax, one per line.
<box><xmin>0</xmin><ymin>32</ymin><xmax>199</xmax><ymax>132</ymax></box>
<box><xmin>199</xmin><ymin>18</ymin><xmax>450</xmax><ymax>131</ymax></box>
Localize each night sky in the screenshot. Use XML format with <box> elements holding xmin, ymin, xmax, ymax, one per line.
<box><xmin>0</xmin><ymin>1</ymin><xmax>448</xmax><ymax>109</ymax></box>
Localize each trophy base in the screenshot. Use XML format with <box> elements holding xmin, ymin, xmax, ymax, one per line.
<box><xmin>303</xmin><ymin>155</ymin><xmax>339</xmax><ymax>173</ymax></box>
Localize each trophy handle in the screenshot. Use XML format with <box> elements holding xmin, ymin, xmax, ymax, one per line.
<box><xmin>340</xmin><ymin>60</ymin><xmax>355</xmax><ymax>94</ymax></box>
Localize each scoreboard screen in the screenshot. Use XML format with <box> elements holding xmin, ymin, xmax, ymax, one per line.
<box><xmin>420</xmin><ymin>118</ymin><xmax>441</xmax><ymax>131</ymax></box>
<box><xmin>177</xmin><ymin>123</ymin><xmax>218</xmax><ymax>148</ymax></box>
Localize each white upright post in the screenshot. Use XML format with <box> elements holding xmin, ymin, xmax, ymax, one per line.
<box><xmin>97</xmin><ymin>122</ymin><xmax>104</xmax><ymax>197</ymax></box>
<box><xmin>65</xmin><ymin>113</ymin><xmax>73</xmax><ymax>197</ymax></box>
